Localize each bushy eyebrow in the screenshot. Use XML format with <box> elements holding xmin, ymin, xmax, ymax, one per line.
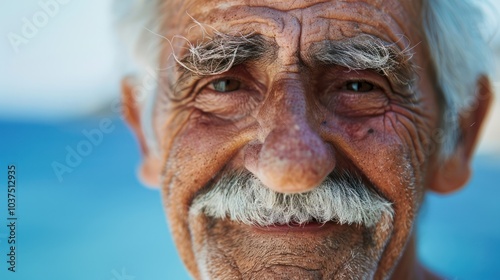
<box><xmin>310</xmin><ymin>35</ymin><xmax>417</xmax><ymax>91</ymax></box>
<box><xmin>175</xmin><ymin>33</ymin><xmax>416</xmax><ymax>95</ymax></box>
<box><xmin>177</xmin><ymin>32</ymin><xmax>272</xmax><ymax>76</ymax></box>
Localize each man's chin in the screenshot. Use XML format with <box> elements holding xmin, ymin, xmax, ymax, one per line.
<box><xmin>188</xmin><ymin>215</ymin><xmax>391</xmax><ymax>279</ymax></box>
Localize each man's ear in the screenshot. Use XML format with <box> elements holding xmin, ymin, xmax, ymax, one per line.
<box><xmin>429</xmin><ymin>76</ymin><xmax>493</xmax><ymax>194</ymax></box>
<box><xmin>122</xmin><ymin>77</ymin><xmax>162</xmax><ymax>188</ymax></box>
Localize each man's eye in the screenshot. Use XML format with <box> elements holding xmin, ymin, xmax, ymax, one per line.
<box><xmin>345</xmin><ymin>81</ymin><xmax>374</xmax><ymax>92</ymax></box>
<box><xmin>210</xmin><ymin>79</ymin><xmax>241</xmax><ymax>93</ymax></box>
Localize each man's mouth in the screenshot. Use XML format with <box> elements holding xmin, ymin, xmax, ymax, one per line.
<box><xmin>253</xmin><ymin>219</ymin><xmax>339</xmax><ymax>233</ymax></box>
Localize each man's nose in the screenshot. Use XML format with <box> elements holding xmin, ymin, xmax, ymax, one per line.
<box><xmin>244</xmin><ymin>78</ymin><xmax>336</xmax><ymax>193</ymax></box>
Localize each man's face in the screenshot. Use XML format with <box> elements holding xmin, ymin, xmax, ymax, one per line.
<box><xmin>150</xmin><ymin>0</ymin><xmax>441</xmax><ymax>278</ymax></box>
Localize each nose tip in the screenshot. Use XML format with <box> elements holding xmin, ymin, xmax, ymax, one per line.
<box><xmin>245</xmin><ymin>126</ymin><xmax>335</xmax><ymax>194</ymax></box>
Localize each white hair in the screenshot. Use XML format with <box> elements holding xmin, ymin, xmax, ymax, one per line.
<box><xmin>190</xmin><ymin>171</ymin><xmax>394</xmax><ymax>228</ymax></box>
<box><xmin>114</xmin><ymin>0</ymin><xmax>495</xmax><ymax>159</ymax></box>
<box><xmin>113</xmin><ymin>0</ymin><xmax>166</xmax><ymax>155</ymax></box>
<box><xmin>423</xmin><ymin>0</ymin><xmax>495</xmax><ymax>157</ymax></box>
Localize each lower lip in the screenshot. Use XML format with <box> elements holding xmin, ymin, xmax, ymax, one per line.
<box><xmin>253</xmin><ymin>221</ymin><xmax>338</xmax><ymax>233</ymax></box>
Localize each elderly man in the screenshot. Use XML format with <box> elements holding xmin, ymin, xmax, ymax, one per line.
<box><xmin>117</xmin><ymin>0</ymin><xmax>494</xmax><ymax>279</ymax></box>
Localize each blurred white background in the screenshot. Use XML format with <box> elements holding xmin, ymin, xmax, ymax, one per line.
<box><xmin>0</xmin><ymin>0</ymin><xmax>499</xmax><ymax>153</ymax></box>
<box><xmin>0</xmin><ymin>0</ymin><xmax>121</xmax><ymax>120</ymax></box>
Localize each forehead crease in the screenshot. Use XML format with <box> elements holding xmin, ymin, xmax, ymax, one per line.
<box><xmin>183</xmin><ymin>1</ymin><xmax>413</xmax><ymax>47</ymax></box>
<box><xmin>186</xmin><ymin>5</ymin><xmax>287</xmax><ymax>37</ymax></box>
<box><xmin>302</xmin><ymin>2</ymin><xmax>411</xmax><ymax>48</ymax></box>
<box><xmin>184</xmin><ymin>0</ymin><xmax>330</xmax><ymax>15</ymax></box>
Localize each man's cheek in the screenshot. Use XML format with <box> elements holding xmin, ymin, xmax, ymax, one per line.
<box><xmin>325</xmin><ymin>114</ymin><xmax>419</xmax><ymax>198</ymax></box>
<box><xmin>163</xmin><ymin>122</ymin><xmax>242</xmax><ymax>193</ymax></box>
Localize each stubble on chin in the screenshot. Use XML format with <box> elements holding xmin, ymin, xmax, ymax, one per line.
<box><xmin>188</xmin><ymin>211</ymin><xmax>394</xmax><ymax>280</ymax></box>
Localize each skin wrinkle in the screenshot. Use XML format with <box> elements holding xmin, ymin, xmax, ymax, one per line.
<box><xmin>213</xmin><ymin>247</ymin><xmax>242</xmax><ymax>279</ymax></box>
<box><xmin>277</xmin><ymin>13</ymin><xmax>302</xmax><ymax>70</ymax></box>
<box><xmin>158</xmin><ymin>102</ymin><xmax>196</xmax><ymax>169</ymax></box>
<box><xmin>388</xmin><ymin>114</ymin><xmax>417</xmax><ymax>190</ymax></box>
<box><xmin>193</xmin><ymin>215</ymin><xmax>243</xmax><ymax>279</ymax></box>
<box><xmin>401</xmin><ymin>115</ymin><xmax>428</xmax><ymax>166</ymax></box>
<box><xmin>322</xmin><ymin>110</ymin><xmax>407</xmax><ymax>177</ymax></box>
<box><xmin>222</xmin><ymin>0</ymin><xmax>332</xmax><ymax>13</ymax></box>
<box><xmin>388</xmin><ymin>94</ymin><xmax>433</xmax><ymax>167</ymax></box>
<box><xmin>365</xmin><ymin>0</ymin><xmax>419</xmax><ymax>43</ymax></box>
<box><xmin>181</xmin><ymin>124</ymin><xmax>258</xmax><ymax>208</ymax></box>
<box><xmin>192</xmin><ymin>6</ymin><xmax>287</xmax><ymax>37</ymax></box>
<box><xmin>310</xmin><ymin>2</ymin><xmax>407</xmax><ymax>46</ymax></box>
<box><xmin>335</xmin><ymin>250</ymin><xmax>371</xmax><ymax>280</ymax></box>
<box><xmin>389</xmin><ymin>110</ymin><xmax>423</xmax><ymax>167</ymax></box>
<box><xmin>194</xmin><ymin>3</ymin><xmax>405</xmax><ymax>50</ymax></box>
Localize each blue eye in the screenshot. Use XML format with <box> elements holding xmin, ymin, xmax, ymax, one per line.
<box><xmin>211</xmin><ymin>79</ymin><xmax>241</xmax><ymax>93</ymax></box>
<box><xmin>346</xmin><ymin>81</ymin><xmax>374</xmax><ymax>92</ymax></box>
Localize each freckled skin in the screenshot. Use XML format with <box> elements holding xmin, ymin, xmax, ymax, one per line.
<box><xmin>146</xmin><ymin>0</ymin><xmax>447</xmax><ymax>279</ymax></box>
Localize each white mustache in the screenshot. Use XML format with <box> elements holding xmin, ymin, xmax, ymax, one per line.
<box><xmin>190</xmin><ymin>171</ymin><xmax>394</xmax><ymax>228</ymax></box>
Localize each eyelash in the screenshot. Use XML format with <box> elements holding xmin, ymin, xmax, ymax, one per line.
<box><xmin>201</xmin><ymin>76</ymin><xmax>244</xmax><ymax>91</ymax></box>
<box><xmin>348</xmin><ymin>78</ymin><xmax>391</xmax><ymax>93</ymax></box>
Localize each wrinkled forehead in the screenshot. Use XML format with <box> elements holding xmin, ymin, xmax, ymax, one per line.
<box><xmin>166</xmin><ymin>0</ymin><xmax>422</xmax><ymax>50</ymax></box>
